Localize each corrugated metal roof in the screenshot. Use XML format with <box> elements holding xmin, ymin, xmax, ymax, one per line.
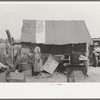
<box><xmin>20</xmin><ymin>20</ymin><xmax>93</xmax><ymax>45</ymax></box>
<box><xmin>45</xmin><ymin>20</ymin><xmax>93</xmax><ymax>45</ymax></box>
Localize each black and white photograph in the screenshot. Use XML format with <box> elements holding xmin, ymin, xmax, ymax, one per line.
<box><xmin>1</xmin><ymin>1</ymin><xmax>100</xmax><ymax>99</ymax></box>
<box><xmin>0</xmin><ymin>1</ymin><xmax>100</xmax><ymax>84</ymax></box>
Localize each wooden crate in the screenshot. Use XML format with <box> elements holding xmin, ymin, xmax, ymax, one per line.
<box><xmin>9</xmin><ymin>72</ymin><xmax>26</xmax><ymax>82</ymax></box>
<box><xmin>0</xmin><ymin>72</ymin><xmax>6</xmax><ymax>82</ymax></box>
<box><xmin>21</xmin><ymin>63</ymin><xmax>32</xmax><ymax>71</ymax></box>
<box><xmin>22</xmin><ymin>69</ymin><xmax>32</xmax><ymax>76</ymax></box>
<box><xmin>43</xmin><ymin>55</ymin><xmax>59</xmax><ymax>74</ymax></box>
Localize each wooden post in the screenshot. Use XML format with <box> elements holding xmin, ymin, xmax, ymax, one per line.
<box><xmin>85</xmin><ymin>43</ymin><xmax>89</xmax><ymax>75</ymax></box>
<box><xmin>11</xmin><ymin>45</ymin><xmax>14</xmax><ymax>68</ymax></box>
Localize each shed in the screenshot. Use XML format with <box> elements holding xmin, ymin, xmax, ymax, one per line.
<box><xmin>19</xmin><ymin>20</ymin><xmax>93</xmax><ymax>79</ymax></box>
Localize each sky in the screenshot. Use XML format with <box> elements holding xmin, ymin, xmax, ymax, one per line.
<box><xmin>0</xmin><ymin>2</ymin><xmax>100</xmax><ymax>41</ymax></box>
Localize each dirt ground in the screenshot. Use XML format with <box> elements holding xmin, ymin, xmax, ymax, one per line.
<box><xmin>25</xmin><ymin>72</ymin><xmax>67</xmax><ymax>82</ymax></box>
<box><xmin>81</xmin><ymin>66</ymin><xmax>100</xmax><ymax>82</ymax></box>
<box><xmin>25</xmin><ymin>66</ymin><xmax>100</xmax><ymax>82</ymax></box>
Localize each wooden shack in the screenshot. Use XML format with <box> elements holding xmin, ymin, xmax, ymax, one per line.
<box><xmin>20</xmin><ymin>20</ymin><xmax>93</xmax><ymax>81</ymax></box>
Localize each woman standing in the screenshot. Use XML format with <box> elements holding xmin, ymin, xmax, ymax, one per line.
<box><xmin>34</xmin><ymin>44</ymin><xmax>43</xmax><ymax>76</ymax></box>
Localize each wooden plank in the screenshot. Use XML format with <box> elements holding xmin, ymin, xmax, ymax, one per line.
<box><xmin>85</xmin><ymin>43</ymin><xmax>89</xmax><ymax>75</ymax></box>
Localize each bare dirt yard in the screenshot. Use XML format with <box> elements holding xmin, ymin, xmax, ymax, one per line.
<box><xmin>25</xmin><ymin>66</ymin><xmax>100</xmax><ymax>82</ymax></box>
<box><xmin>26</xmin><ymin>72</ymin><xmax>67</xmax><ymax>82</ymax></box>
<box><xmin>81</xmin><ymin>66</ymin><xmax>100</xmax><ymax>82</ymax></box>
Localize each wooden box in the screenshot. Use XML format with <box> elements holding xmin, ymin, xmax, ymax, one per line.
<box><xmin>43</xmin><ymin>55</ymin><xmax>59</xmax><ymax>74</ymax></box>
<box><xmin>0</xmin><ymin>72</ymin><xmax>6</xmax><ymax>82</ymax></box>
<box><xmin>9</xmin><ymin>72</ymin><xmax>26</xmax><ymax>82</ymax></box>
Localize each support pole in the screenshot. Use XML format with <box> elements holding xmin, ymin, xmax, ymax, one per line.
<box><xmin>85</xmin><ymin>43</ymin><xmax>89</xmax><ymax>75</ymax></box>
<box><xmin>11</xmin><ymin>45</ymin><xmax>14</xmax><ymax>68</ymax></box>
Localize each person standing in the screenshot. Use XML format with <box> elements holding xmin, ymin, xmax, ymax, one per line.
<box><xmin>33</xmin><ymin>44</ymin><xmax>43</xmax><ymax>76</ymax></box>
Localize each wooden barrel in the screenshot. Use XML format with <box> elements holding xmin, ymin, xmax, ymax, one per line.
<box><xmin>70</xmin><ymin>52</ymin><xmax>83</xmax><ymax>64</ymax></box>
